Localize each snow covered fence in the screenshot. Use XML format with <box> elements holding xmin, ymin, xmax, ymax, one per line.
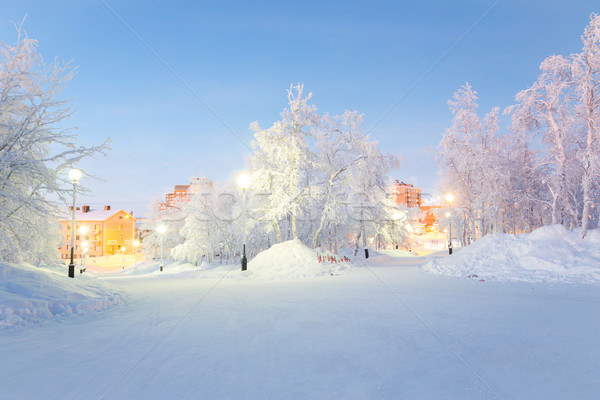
<box><xmin>316</xmin><ymin>253</ymin><xmax>351</xmax><ymax>264</ymax></box>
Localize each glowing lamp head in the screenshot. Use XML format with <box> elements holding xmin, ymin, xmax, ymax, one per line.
<box><xmin>157</xmin><ymin>224</ymin><xmax>167</xmax><ymax>235</ymax></box>
<box><xmin>445</xmin><ymin>212</ymin><xmax>451</xmax><ymax>218</ymax></box>
<box><xmin>69</xmin><ymin>168</ymin><xmax>82</xmax><ymax>183</ymax></box>
<box><xmin>79</xmin><ymin>225</ymin><xmax>88</xmax><ymax>235</ymax></box>
<box><xmin>445</xmin><ymin>193</ymin><xmax>454</xmax><ymax>203</ymax></box>
<box><xmin>238</xmin><ymin>173</ymin><xmax>251</xmax><ymax>190</ymax></box>
<box><xmin>134</xmin><ymin>240</ymin><xmax>140</xmax><ymax>247</ymax></box>
<box><xmin>121</xmin><ymin>246</ymin><xmax>126</xmax><ymax>252</ymax></box>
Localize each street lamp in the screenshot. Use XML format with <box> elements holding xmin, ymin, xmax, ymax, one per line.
<box><xmin>68</xmin><ymin>168</ymin><xmax>82</xmax><ymax>278</ymax></box>
<box><xmin>133</xmin><ymin>239</ymin><xmax>140</xmax><ymax>265</ymax></box>
<box><xmin>121</xmin><ymin>246</ymin><xmax>126</xmax><ymax>269</ymax></box>
<box><xmin>79</xmin><ymin>225</ymin><xmax>88</xmax><ymax>273</ymax></box>
<box><xmin>445</xmin><ymin>193</ymin><xmax>454</xmax><ymax>255</ymax></box>
<box><xmin>238</xmin><ymin>173</ymin><xmax>250</xmax><ymax>271</ymax></box>
<box><xmin>157</xmin><ymin>224</ymin><xmax>166</xmax><ymax>272</ymax></box>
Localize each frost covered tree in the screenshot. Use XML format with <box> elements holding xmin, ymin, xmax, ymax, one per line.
<box><xmin>504</xmin><ymin>13</ymin><xmax>600</xmax><ymax>237</ymax></box>
<box><xmin>0</xmin><ymin>22</ymin><xmax>108</xmax><ymax>264</ymax></box>
<box><xmin>141</xmin><ymin>200</ymin><xmax>184</xmax><ymax>262</ymax></box>
<box><xmin>172</xmin><ymin>177</ymin><xmax>240</xmax><ymax>264</ymax></box>
<box><xmin>437</xmin><ymin>13</ymin><xmax>600</xmax><ymax>243</ymax></box>
<box><xmin>169</xmin><ymin>85</ymin><xmax>402</xmax><ymax>259</ymax></box>
<box><xmin>506</xmin><ymin>55</ymin><xmax>579</xmax><ymax>228</ymax></box>
<box><xmin>572</xmin><ymin>13</ymin><xmax>600</xmax><ymax>237</ymax></box>
<box><xmin>311</xmin><ymin>111</ymin><xmax>400</xmax><ymax>249</ymax></box>
<box><xmin>438</xmin><ymin>83</ymin><xmax>504</xmax><ymax>244</ymax></box>
<box><xmin>249</xmin><ymin>84</ymin><xmax>400</xmax><ymax>252</ymax></box>
<box><xmin>249</xmin><ymin>84</ymin><xmax>318</xmax><ymax>242</ymax></box>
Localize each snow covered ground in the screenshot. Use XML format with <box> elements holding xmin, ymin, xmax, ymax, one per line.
<box><xmin>1</xmin><ymin>233</ymin><xmax>599</xmax><ymax>399</ymax></box>
<box><xmin>423</xmin><ymin>225</ymin><xmax>600</xmax><ymax>284</ymax></box>
<box><xmin>0</xmin><ymin>262</ymin><xmax>124</xmax><ymax>328</ymax></box>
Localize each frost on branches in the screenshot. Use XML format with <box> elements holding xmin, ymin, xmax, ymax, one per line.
<box><xmin>0</xmin><ymin>22</ymin><xmax>108</xmax><ymax>264</ymax></box>
<box><xmin>249</xmin><ymin>84</ymin><xmax>401</xmax><ymax>253</ymax></box>
<box><xmin>162</xmin><ymin>84</ymin><xmax>404</xmax><ymax>263</ymax></box>
<box><xmin>439</xmin><ymin>13</ymin><xmax>600</xmax><ymax>243</ymax></box>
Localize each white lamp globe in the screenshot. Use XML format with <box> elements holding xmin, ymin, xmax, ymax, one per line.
<box><xmin>69</xmin><ymin>168</ymin><xmax>82</xmax><ymax>183</ymax></box>
<box><xmin>238</xmin><ymin>173</ymin><xmax>251</xmax><ymax>190</ymax></box>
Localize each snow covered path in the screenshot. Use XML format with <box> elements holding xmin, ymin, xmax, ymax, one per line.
<box><xmin>1</xmin><ymin>257</ymin><xmax>599</xmax><ymax>400</ymax></box>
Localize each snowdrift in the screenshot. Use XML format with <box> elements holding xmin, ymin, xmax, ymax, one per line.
<box><xmin>0</xmin><ymin>262</ymin><xmax>125</xmax><ymax>329</ymax></box>
<box><xmin>247</xmin><ymin>239</ymin><xmax>353</xmax><ymax>280</ymax></box>
<box><xmin>422</xmin><ymin>225</ymin><xmax>600</xmax><ymax>284</ymax></box>
<box><xmin>108</xmin><ymin>240</ymin><xmax>354</xmax><ymax>281</ymax></box>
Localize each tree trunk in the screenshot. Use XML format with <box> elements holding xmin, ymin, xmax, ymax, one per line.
<box><xmin>291</xmin><ymin>212</ymin><xmax>298</xmax><ymax>240</ymax></box>
<box><xmin>272</xmin><ymin>219</ymin><xmax>281</xmax><ymax>243</ymax></box>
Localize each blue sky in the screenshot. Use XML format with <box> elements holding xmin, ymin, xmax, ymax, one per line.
<box><xmin>2</xmin><ymin>1</ymin><xmax>598</xmax><ymax>216</ymax></box>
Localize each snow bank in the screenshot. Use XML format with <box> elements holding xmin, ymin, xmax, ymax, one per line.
<box><xmin>101</xmin><ymin>240</ymin><xmax>353</xmax><ymax>281</ymax></box>
<box><xmin>0</xmin><ymin>262</ymin><xmax>125</xmax><ymax>329</ymax></box>
<box><xmin>247</xmin><ymin>239</ymin><xmax>353</xmax><ymax>280</ymax></box>
<box><xmin>422</xmin><ymin>225</ymin><xmax>600</xmax><ymax>284</ymax></box>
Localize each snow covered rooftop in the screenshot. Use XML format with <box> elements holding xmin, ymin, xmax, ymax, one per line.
<box><xmin>59</xmin><ymin>208</ymin><xmax>133</xmax><ymax>222</ymax></box>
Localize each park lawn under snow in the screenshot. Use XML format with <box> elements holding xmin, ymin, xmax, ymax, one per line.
<box><xmin>0</xmin><ymin>232</ymin><xmax>599</xmax><ymax>399</ymax></box>
<box><xmin>0</xmin><ymin>262</ymin><xmax>124</xmax><ymax>328</ymax></box>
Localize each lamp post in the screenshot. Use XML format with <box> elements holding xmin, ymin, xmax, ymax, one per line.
<box><xmin>445</xmin><ymin>193</ymin><xmax>454</xmax><ymax>255</ymax></box>
<box><xmin>133</xmin><ymin>239</ymin><xmax>140</xmax><ymax>265</ymax></box>
<box><xmin>238</xmin><ymin>173</ymin><xmax>250</xmax><ymax>271</ymax></box>
<box><xmin>81</xmin><ymin>241</ymin><xmax>88</xmax><ymax>272</ymax></box>
<box><xmin>79</xmin><ymin>225</ymin><xmax>88</xmax><ymax>273</ymax></box>
<box><xmin>68</xmin><ymin>168</ymin><xmax>82</xmax><ymax>278</ymax></box>
<box><xmin>157</xmin><ymin>224</ymin><xmax>166</xmax><ymax>272</ymax></box>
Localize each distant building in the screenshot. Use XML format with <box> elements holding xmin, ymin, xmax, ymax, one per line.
<box><xmin>392</xmin><ymin>180</ymin><xmax>422</xmax><ymax>208</ymax></box>
<box><xmin>161</xmin><ymin>177</ymin><xmax>214</xmax><ymax>211</ymax></box>
<box><xmin>58</xmin><ymin>205</ymin><xmax>137</xmax><ymax>259</ymax></box>
<box><xmin>418</xmin><ymin>205</ymin><xmax>442</xmax><ymax>233</ymax></box>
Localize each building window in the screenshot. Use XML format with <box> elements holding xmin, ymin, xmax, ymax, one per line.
<box><xmin>119</xmin><ymin>224</ymin><xmax>123</xmax><ymax>230</ymax></box>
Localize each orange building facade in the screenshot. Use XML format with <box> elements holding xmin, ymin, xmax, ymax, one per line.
<box><xmin>160</xmin><ymin>177</ymin><xmax>214</xmax><ymax>211</ymax></box>
<box><xmin>58</xmin><ymin>205</ymin><xmax>137</xmax><ymax>259</ymax></box>
<box><xmin>392</xmin><ymin>180</ymin><xmax>422</xmax><ymax>208</ymax></box>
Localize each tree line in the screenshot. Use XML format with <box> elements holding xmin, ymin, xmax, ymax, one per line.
<box><xmin>438</xmin><ymin>13</ymin><xmax>600</xmax><ymax>244</ymax></box>
<box><xmin>143</xmin><ymin>84</ymin><xmax>409</xmax><ymax>263</ymax></box>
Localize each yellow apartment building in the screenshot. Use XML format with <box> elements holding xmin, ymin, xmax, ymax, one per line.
<box><xmin>58</xmin><ymin>205</ymin><xmax>137</xmax><ymax>260</ymax></box>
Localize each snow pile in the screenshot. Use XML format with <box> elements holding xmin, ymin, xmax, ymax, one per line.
<box><xmin>422</xmin><ymin>225</ymin><xmax>600</xmax><ymax>284</ymax></box>
<box><xmin>0</xmin><ymin>262</ymin><xmax>125</xmax><ymax>329</ymax></box>
<box><xmin>247</xmin><ymin>239</ymin><xmax>353</xmax><ymax>280</ymax></box>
